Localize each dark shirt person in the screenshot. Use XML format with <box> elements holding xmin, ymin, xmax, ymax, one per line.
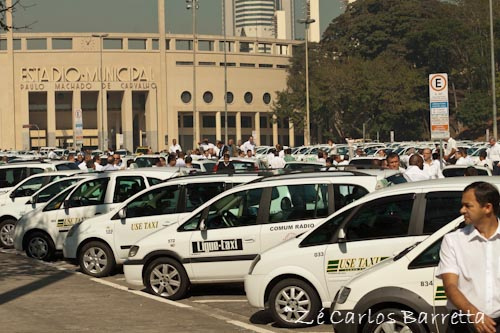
<box><xmin>437</xmin><ymin>182</ymin><xmax>500</xmax><ymax>333</ymax></box>
<box><xmin>217</xmin><ymin>154</ymin><xmax>235</xmax><ymax>173</ymax></box>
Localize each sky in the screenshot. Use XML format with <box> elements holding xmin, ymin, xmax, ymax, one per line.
<box><xmin>10</xmin><ymin>0</ymin><xmax>345</xmax><ymax>39</ymax></box>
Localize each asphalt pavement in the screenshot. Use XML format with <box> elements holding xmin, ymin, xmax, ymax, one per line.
<box><xmin>0</xmin><ymin>249</ymin><xmax>333</xmax><ymax>333</ymax></box>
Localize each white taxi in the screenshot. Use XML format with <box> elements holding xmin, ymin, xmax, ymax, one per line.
<box><xmin>13</xmin><ymin>169</ymin><xmax>179</xmax><ymax>261</ymax></box>
<box><xmin>123</xmin><ymin>172</ymin><xmax>381</xmax><ymax>300</ymax></box>
<box><xmin>330</xmin><ymin>216</ymin><xmax>463</xmax><ymax>333</ymax></box>
<box><xmin>0</xmin><ymin>174</ymin><xmax>95</xmax><ymax>248</ymax></box>
<box><xmin>63</xmin><ymin>173</ymin><xmax>262</xmax><ymax>277</ymax></box>
<box><xmin>244</xmin><ymin>177</ymin><xmax>500</xmax><ymax>328</ymax></box>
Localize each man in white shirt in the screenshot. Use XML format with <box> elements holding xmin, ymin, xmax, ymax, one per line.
<box><xmin>454</xmin><ymin>148</ymin><xmax>474</xmax><ymax>166</ymax></box>
<box><xmin>48</xmin><ymin>149</ymin><xmax>58</xmax><ymax>160</ymax></box>
<box><xmin>437</xmin><ymin>182</ymin><xmax>500</xmax><ymax>333</ymax></box>
<box><xmin>240</xmin><ymin>136</ymin><xmax>256</xmax><ymax>156</ymax></box>
<box><xmin>403</xmin><ymin>154</ymin><xmax>430</xmax><ymax>182</ymax></box>
<box><xmin>169</xmin><ymin>139</ymin><xmax>182</xmax><ymax>154</ymax></box>
<box><xmin>487</xmin><ymin>138</ymin><xmax>500</xmax><ymax>175</ymax></box>
<box><xmin>327</xmin><ymin>138</ymin><xmax>337</xmax><ymax>155</ymax></box>
<box><xmin>422</xmin><ymin>148</ymin><xmax>443</xmax><ymax>179</ymax></box>
<box><xmin>444</xmin><ymin>136</ymin><xmax>458</xmax><ymax>162</ymax></box>
<box><xmin>476</xmin><ymin>150</ymin><xmax>493</xmax><ymax>171</ymax></box>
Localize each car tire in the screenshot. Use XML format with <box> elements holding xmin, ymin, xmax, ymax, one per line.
<box><xmin>144</xmin><ymin>257</ymin><xmax>189</xmax><ymax>300</ymax></box>
<box><xmin>268</xmin><ymin>278</ymin><xmax>321</xmax><ymax>328</ymax></box>
<box><xmin>25</xmin><ymin>231</ymin><xmax>55</xmax><ymax>261</ymax></box>
<box><xmin>79</xmin><ymin>241</ymin><xmax>115</xmax><ymax>278</ymax></box>
<box><xmin>361</xmin><ymin>308</ymin><xmax>428</xmax><ymax>333</ymax></box>
<box><xmin>0</xmin><ymin>219</ymin><xmax>16</xmax><ymax>248</ymax></box>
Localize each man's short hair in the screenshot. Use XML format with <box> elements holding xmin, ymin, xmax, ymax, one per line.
<box><xmin>479</xmin><ymin>150</ymin><xmax>487</xmax><ymax>159</ymax></box>
<box><xmin>386</xmin><ymin>152</ymin><xmax>399</xmax><ymax>161</ymax></box>
<box><xmin>167</xmin><ymin>154</ymin><xmax>176</xmax><ymax>164</ymax></box>
<box><xmin>464</xmin><ymin>181</ymin><xmax>500</xmax><ymax>215</ymax></box>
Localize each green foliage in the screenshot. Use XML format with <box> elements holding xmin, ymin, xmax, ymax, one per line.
<box><xmin>274</xmin><ymin>0</ymin><xmax>500</xmax><ymax>141</ymax></box>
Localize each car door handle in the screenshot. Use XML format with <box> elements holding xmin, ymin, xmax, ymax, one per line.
<box><xmin>243</xmin><ymin>237</ymin><xmax>256</xmax><ymax>243</ymax></box>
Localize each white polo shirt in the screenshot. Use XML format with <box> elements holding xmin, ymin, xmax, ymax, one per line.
<box><xmin>436</xmin><ymin>222</ymin><xmax>500</xmax><ymax>318</ymax></box>
<box><xmin>487</xmin><ymin>144</ymin><xmax>500</xmax><ymax>162</ymax></box>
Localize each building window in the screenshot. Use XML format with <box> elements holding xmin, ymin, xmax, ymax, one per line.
<box><xmin>244</xmin><ymin>92</ymin><xmax>253</xmax><ymax>104</ymax></box>
<box><xmin>263</xmin><ymin>93</ymin><xmax>271</xmax><ymax>105</ymax></box>
<box><xmin>128</xmin><ymin>39</ymin><xmax>146</xmax><ymax>50</ymax></box>
<box><xmin>0</xmin><ymin>39</ymin><xmax>6</xmax><ymax>51</ymax></box>
<box><xmin>203</xmin><ymin>91</ymin><xmax>214</xmax><ymax>104</ymax></box>
<box><xmin>219</xmin><ymin>41</ymin><xmax>234</xmax><ymax>52</ymax></box>
<box><xmin>27</xmin><ymin>38</ymin><xmax>47</xmax><ymax>50</ymax></box>
<box><xmin>220</xmin><ymin>62</ymin><xmax>236</xmax><ymax>67</ymax></box>
<box><xmin>199</xmin><ymin>62</ymin><xmax>216</xmax><ymax>66</ymax></box>
<box><xmin>221</xmin><ymin>115</ymin><xmax>236</xmax><ymax>128</ymax></box>
<box><xmin>52</xmin><ymin>38</ymin><xmax>72</xmax><ymax>50</ymax></box>
<box><xmin>240</xmin><ymin>63</ymin><xmax>255</xmax><ymax>68</ymax></box>
<box><xmin>241</xmin><ymin>116</ymin><xmax>252</xmax><ymax>128</ymax></box>
<box><xmin>259</xmin><ymin>64</ymin><xmax>273</xmax><ymax>68</ymax></box>
<box><xmin>176</xmin><ymin>61</ymin><xmax>194</xmax><ymax>66</ymax></box>
<box><xmin>239</xmin><ymin>42</ymin><xmax>253</xmax><ymax>53</ymax></box>
<box><xmin>199</xmin><ymin>40</ymin><xmax>214</xmax><ymax>51</ymax></box>
<box><xmin>277</xmin><ymin>44</ymin><xmax>289</xmax><ymax>55</ymax></box>
<box><xmin>277</xmin><ymin>64</ymin><xmax>289</xmax><ymax>69</ymax></box>
<box><xmin>166</xmin><ymin>39</ymin><xmax>171</xmax><ymax>50</ymax></box>
<box><xmin>176</xmin><ymin>39</ymin><xmax>193</xmax><ymax>51</ymax></box>
<box><xmin>203</xmin><ymin>115</ymin><xmax>216</xmax><ymax>128</ymax></box>
<box><xmin>181</xmin><ymin>91</ymin><xmax>192</xmax><ymax>103</ymax></box>
<box><xmin>152</xmin><ymin>39</ymin><xmax>159</xmax><ymax>50</ymax></box>
<box><xmin>225</xmin><ymin>92</ymin><xmax>234</xmax><ymax>104</ymax></box>
<box><xmin>258</xmin><ymin>43</ymin><xmax>272</xmax><ymax>54</ymax></box>
<box><xmin>13</xmin><ymin>39</ymin><xmax>21</xmax><ymax>50</ymax></box>
<box><xmin>260</xmin><ymin>116</ymin><xmax>269</xmax><ymax>128</ymax></box>
<box><xmin>183</xmin><ymin>115</ymin><xmax>193</xmax><ymax>128</ymax></box>
<box><xmin>103</xmin><ymin>38</ymin><xmax>123</xmax><ymax>50</ymax></box>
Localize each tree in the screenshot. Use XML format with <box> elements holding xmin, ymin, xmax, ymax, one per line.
<box><xmin>274</xmin><ymin>0</ymin><xmax>500</xmax><ymax>141</ymax></box>
<box><xmin>1</xmin><ymin>1</ymin><xmax>34</xmax><ymax>31</ymax></box>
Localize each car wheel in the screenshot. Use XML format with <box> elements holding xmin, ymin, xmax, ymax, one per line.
<box><xmin>362</xmin><ymin>308</ymin><xmax>428</xmax><ymax>333</ymax></box>
<box><xmin>26</xmin><ymin>231</ymin><xmax>55</xmax><ymax>261</ymax></box>
<box><xmin>79</xmin><ymin>241</ymin><xmax>115</xmax><ymax>278</ymax></box>
<box><xmin>268</xmin><ymin>278</ymin><xmax>321</xmax><ymax>328</ymax></box>
<box><xmin>0</xmin><ymin>219</ymin><xmax>16</xmax><ymax>248</ymax></box>
<box><xmin>144</xmin><ymin>257</ymin><xmax>189</xmax><ymax>300</ymax></box>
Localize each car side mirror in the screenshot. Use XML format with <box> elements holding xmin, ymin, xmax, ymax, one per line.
<box><xmin>9</xmin><ymin>191</ymin><xmax>16</xmax><ymax>199</ymax></box>
<box><xmin>31</xmin><ymin>194</ymin><xmax>38</xmax><ymax>204</ymax></box>
<box><xmin>199</xmin><ymin>219</ymin><xmax>207</xmax><ymax>231</ymax></box>
<box><xmin>118</xmin><ymin>208</ymin><xmax>127</xmax><ymax>219</ymax></box>
<box><xmin>337</xmin><ymin>228</ymin><xmax>347</xmax><ymax>243</ymax></box>
<box><xmin>64</xmin><ymin>200</ymin><xmax>70</xmax><ymax>209</ymax></box>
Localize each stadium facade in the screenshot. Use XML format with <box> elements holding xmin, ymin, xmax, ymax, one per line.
<box><xmin>0</xmin><ymin>0</ymin><xmax>302</xmax><ymax>152</ymax></box>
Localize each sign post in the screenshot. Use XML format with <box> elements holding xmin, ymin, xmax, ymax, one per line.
<box><xmin>74</xmin><ymin>108</ymin><xmax>83</xmax><ymax>151</ymax></box>
<box><xmin>429</xmin><ymin>73</ymin><xmax>449</xmax><ymax>168</ymax></box>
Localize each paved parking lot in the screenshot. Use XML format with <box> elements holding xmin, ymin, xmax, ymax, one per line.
<box><xmin>0</xmin><ymin>249</ymin><xmax>332</xmax><ymax>333</ymax></box>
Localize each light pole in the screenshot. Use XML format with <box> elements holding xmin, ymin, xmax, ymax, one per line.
<box><xmin>489</xmin><ymin>0</ymin><xmax>497</xmax><ymax>139</ymax></box>
<box><xmin>92</xmin><ymin>33</ymin><xmax>109</xmax><ymax>151</ymax></box>
<box><xmin>222</xmin><ymin>0</ymin><xmax>228</xmax><ymax>144</ymax></box>
<box><xmin>298</xmin><ymin>17</ymin><xmax>315</xmax><ymax>146</ymax></box>
<box><xmin>186</xmin><ymin>0</ymin><xmax>199</xmax><ymax>149</ymax></box>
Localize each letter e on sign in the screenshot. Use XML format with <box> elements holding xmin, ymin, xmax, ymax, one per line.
<box><xmin>429</xmin><ymin>73</ymin><xmax>448</xmax><ymax>101</ymax></box>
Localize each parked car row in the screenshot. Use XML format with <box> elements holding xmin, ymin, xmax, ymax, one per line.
<box><xmin>1</xmin><ymin>161</ymin><xmax>491</xmax><ymax>332</ymax></box>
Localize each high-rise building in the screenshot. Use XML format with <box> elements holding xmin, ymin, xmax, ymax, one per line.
<box><xmin>224</xmin><ymin>0</ymin><xmax>295</xmax><ymax>40</ymax></box>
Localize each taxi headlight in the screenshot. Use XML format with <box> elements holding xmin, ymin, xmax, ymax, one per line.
<box><xmin>67</xmin><ymin>222</ymin><xmax>82</xmax><ymax>238</ymax></box>
<box><xmin>334</xmin><ymin>286</ymin><xmax>351</xmax><ymax>304</ymax></box>
<box><xmin>248</xmin><ymin>254</ymin><xmax>261</xmax><ymax>275</ymax></box>
<box><xmin>128</xmin><ymin>245</ymin><xmax>140</xmax><ymax>258</ymax></box>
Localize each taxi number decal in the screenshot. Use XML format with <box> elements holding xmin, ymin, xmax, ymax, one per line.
<box><xmin>435</xmin><ymin>285</ymin><xmax>447</xmax><ymax>301</ymax></box>
<box><xmin>420</xmin><ymin>280</ymin><xmax>433</xmax><ymax>287</ymax></box>
<box><xmin>131</xmin><ymin>222</ymin><xmax>158</xmax><ymax>230</ymax></box>
<box><xmin>192</xmin><ymin>239</ymin><xmax>243</xmax><ymax>254</ymax></box>
<box><xmin>326</xmin><ymin>256</ymin><xmax>388</xmax><ymax>273</ymax></box>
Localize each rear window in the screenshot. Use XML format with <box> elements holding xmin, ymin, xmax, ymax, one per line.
<box><xmin>55</xmin><ymin>163</ymin><xmax>79</xmax><ymax>170</ymax></box>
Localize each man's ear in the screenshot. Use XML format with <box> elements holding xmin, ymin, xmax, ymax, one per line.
<box><xmin>484</xmin><ymin>202</ymin><xmax>494</xmax><ymax>215</ymax></box>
